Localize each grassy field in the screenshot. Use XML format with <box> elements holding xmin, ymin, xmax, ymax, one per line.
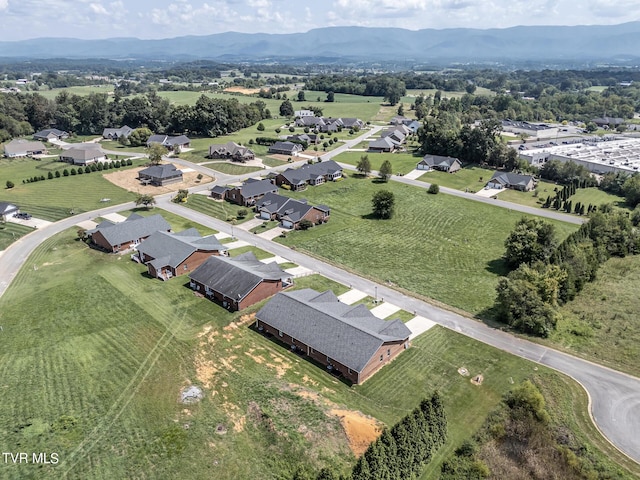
<box><xmin>0</xmin><ymin>221</ymin><xmax>35</xmax><ymax>250</ymax></box>
<box><xmin>498</xmin><ymin>185</ymin><xmax>629</xmax><ymax>212</ymax></box>
<box><xmin>183</xmin><ymin>194</ymin><xmax>256</xmax><ymax>224</ymax></box>
<box><xmin>336</xmin><ymin>151</ymin><xmax>422</xmax><ymax>175</ymax></box>
<box><xmin>202</xmin><ymin>162</ymin><xmax>264</xmax><ymax>175</ymax></box>
<box><xmin>0</xmin><ymin>161</ymin><xmax>139</xmax><ymax>221</ymax></box>
<box><xmin>0</xmin><ymin>229</ymin><xmax>631</xmax><ymax>479</ymax></box>
<box><xmin>544</xmin><ymin>256</ymin><xmax>640</xmax><ymax>378</ymax></box>
<box><xmin>35</xmin><ymin>85</ymin><xmax>115</xmax><ymax>100</ymax></box>
<box><xmin>274</xmin><ymin>176</ymin><xmax>578</xmax><ymax>316</ymax></box>
<box><xmin>417</xmin><ymin>165</ymin><xmax>497</xmax><ymax>192</ymax></box>
<box><xmin>403</xmin><ymin>87</ymin><xmax>495</xmax><ymax>103</ymax></box>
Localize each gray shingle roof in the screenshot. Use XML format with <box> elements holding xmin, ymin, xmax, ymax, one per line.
<box><xmin>269</xmin><ymin>141</ymin><xmax>303</xmax><ymax>154</ymax></box>
<box><xmin>4</xmin><ymin>139</ymin><xmax>46</xmax><ymax>156</ymax></box>
<box><xmin>60</xmin><ymin>143</ymin><xmax>105</xmax><ymax>162</ymax></box>
<box><xmin>236</xmin><ymin>178</ymin><xmax>277</xmax><ymax>198</ymax></box>
<box><xmin>419</xmin><ymin>155</ymin><xmax>461</xmax><ymax>169</ymax></box>
<box><xmin>256</xmin><ymin>289</ymin><xmax>411</xmax><ymax>373</ymax></box>
<box><xmin>139</xmin><ymin>163</ymin><xmax>182</xmax><ymax>180</ymax></box>
<box><xmin>33</xmin><ymin>128</ymin><xmax>67</xmax><ymax>139</ymax></box>
<box><xmin>189</xmin><ymin>252</ymin><xmax>289</xmax><ymax>301</ymax></box>
<box><xmin>256</xmin><ymin>192</ymin><xmax>313</xmax><ymax>223</ymax></box>
<box><xmin>92</xmin><ymin>213</ymin><xmax>171</xmax><ymax>247</ymax></box>
<box><xmin>0</xmin><ymin>201</ymin><xmax>18</xmax><ymax>215</ymax></box>
<box><xmin>138</xmin><ymin>228</ymin><xmax>227</xmax><ymax>270</ymax></box>
<box><xmin>279</xmin><ymin>160</ymin><xmax>342</xmax><ymax>185</ymax></box>
<box><xmin>368</xmin><ymin>136</ymin><xmax>398</xmax><ymax>150</ymax></box>
<box><xmin>489</xmin><ymin>171</ymin><xmax>535</xmax><ymax>187</ymax></box>
<box><xmin>102</xmin><ymin>125</ymin><xmax>133</xmax><ymax>138</ymax></box>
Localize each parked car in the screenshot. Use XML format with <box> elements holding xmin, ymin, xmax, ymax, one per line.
<box><xmin>14</xmin><ymin>212</ymin><xmax>32</xmax><ymax>220</ymax></box>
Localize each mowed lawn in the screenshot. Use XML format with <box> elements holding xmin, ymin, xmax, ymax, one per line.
<box><xmin>275</xmin><ymin>177</ymin><xmax>578</xmax><ymax>316</ymax></box>
<box><xmin>0</xmin><ymin>230</ymin><xmax>628</xmax><ymax>479</ymax></box>
<box><xmin>337</xmin><ymin>151</ymin><xmax>423</xmax><ymax>175</ymax></box>
<box><xmin>418</xmin><ymin>165</ymin><xmax>497</xmax><ymax>192</ymax></box>
<box><xmin>499</xmin><ymin>184</ymin><xmax>629</xmax><ymax>211</ymax></box>
<box><xmin>0</xmin><ymin>221</ymin><xmax>35</xmax><ymax>250</ymax></box>
<box><xmin>0</xmin><ymin>165</ymin><xmax>137</xmax><ymax>221</ymax></box>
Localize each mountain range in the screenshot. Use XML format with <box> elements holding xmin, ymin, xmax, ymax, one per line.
<box><xmin>1</xmin><ymin>23</ymin><xmax>640</xmax><ymax>63</ymax></box>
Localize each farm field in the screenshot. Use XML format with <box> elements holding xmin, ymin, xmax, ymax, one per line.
<box><xmin>274</xmin><ymin>176</ymin><xmax>578</xmax><ymax>316</ymax></box>
<box><xmin>34</xmin><ymin>84</ymin><xmax>115</xmax><ymax>100</ymax></box>
<box><xmin>0</xmin><ymin>159</ymin><xmax>140</xmax><ymax>221</ymax></box>
<box><xmin>0</xmin><ymin>229</ymin><xmax>630</xmax><ymax>479</ymax></box>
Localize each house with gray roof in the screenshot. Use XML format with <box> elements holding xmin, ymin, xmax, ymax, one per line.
<box><xmin>146</xmin><ymin>134</ymin><xmax>191</xmax><ymax>152</ymax></box>
<box><xmin>208</xmin><ymin>141</ymin><xmax>255</xmax><ymax>162</ymax></box>
<box><xmin>189</xmin><ymin>252</ymin><xmax>292</xmax><ymax>311</ymax></box>
<box><xmin>0</xmin><ymin>201</ymin><xmax>19</xmax><ymax>220</ymax></box>
<box><xmin>368</xmin><ymin>136</ymin><xmax>400</xmax><ymax>153</ymax></box>
<box><xmin>33</xmin><ymin>128</ymin><xmax>68</xmax><ymax>142</ymax></box>
<box><xmin>137</xmin><ymin>228</ymin><xmax>228</xmax><ymax>280</ymax></box>
<box><xmin>294</xmin><ymin>116</ymin><xmax>325</xmax><ymax>128</ymax></box>
<box><xmin>417</xmin><ymin>155</ymin><xmax>462</xmax><ymax>173</ymax></box>
<box><xmin>59</xmin><ymin>143</ymin><xmax>108</xmax><ymax>165</ymax></box>
<box><xmin>3</xmin><ymin>139</ymin><xmax>47</xmax><ymax>158</ymax></box>
<box><xmin>256</xmin><ymin>289</ymin><xmax>411</xmax><ymax>384</ymax></box>
<box><xmin>225</xmin><ymin>178</ymin><xmax>278</xmax><ymax>206</ymax></box>
<box><xmin>340</xmin><ymin>118</ymin><xmax>365</xmax><ymax>130</ymax></box>
<box><xmin>89</xmin><ymin>213</ymin><xmax>171</xmax><ymax>253</ymax></box>
<box><xmin>138</xmin><ymin>164</ymin><xmax>183</xmax><ymax>186</ymax></box>
<box><xmin>275</xmin><ymin>160</ymin><xmax>343</xmax><ymax>191</ymax></box>
<box><xmin>268</xmin><ymin>141</ymin><xmax>304</xmax><ymax>156</ymax></box>
<box><xmin>210</xmin><ymin>185</ymin><xmax>230</xmax><ymax>200</ymax></box>
<box><xmin>255</xmin><ymin>192</ymin><xmax>330</xmax><ymax>229</ymax></box>
<box><xmin>102</xmin><ymin>125</ymin><xmax>133</xmax><ymax>140</ymax></box>
<box><xmin>487</xmin><ymin>171</ymin><xmax>536</xmax><ymax>191</ymax></box>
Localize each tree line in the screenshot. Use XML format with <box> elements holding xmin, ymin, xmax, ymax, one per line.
<box><xmin>497</xmin><ymin>212</ymin><xmax>640</xmax><ymax>336</ymax></box>
<box><xmin>296</xmin><ymin>392</ymin><xmax>448</xmax><ymax>480</ymax></box>
<box><xmin>0</xmin><ymin>90</ymin><xmax>271</xmax><ymax>141</ymax></box>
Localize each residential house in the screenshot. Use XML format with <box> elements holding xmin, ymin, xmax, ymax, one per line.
<box><xmin>405</xmin><ymin>120</ymin><xmax>421</xmax><ymax>134</ymax></box>
<box><xmin>255</xmin><ymin>192</ymin><xmax>330</xmax><ymax>229</ymax></box>
<box><xmin>268</xmin><ymin>141</ymin><xmax>304</xmax><ymax>156</ymax></box>
<box><xmin>225</xmin><ymin>178</ymin><xmax>278</xmax><ymax>206</ymax></box>
<box><xmin>89</xmin><ymin>213</ymin><xmax>171</xmax><ymax>253</ymax></box>
<box><xmin>487</xmin><ymin>171</ymin><xmax>536</xmax><ymax>191</ymax></box>
<box><xmin>368</xmin><ymin>136</ymin><xmax>399</xmax><ymax>153</ymax></box>
<box><xmin>136</xmin><ymin>228</ymin><xmax>228</xmax><ymax>280</ymax></box>
<box><xmin>138</xmin><ymin>164</ymin><xmax>183</xmax><ymax>186</ymax></box>
<box><xmin>318</xmin><ymin>119</ymin><xmax>341</xmax><ymax>133</ymax></box>
<box><xmin>275</xmin><ymin>160</ymin><xmax>343</xmax><ymax>191</ymax></box>
<box><xmin>381</xmin><ymin>127</ymin><xmax>408</xmax><ymax>143</ymax></box>
<box><xmin>147</xmin><ymin>134</ymin><xmax>191</xmax><ymax>152</ymax></box>
<box><xmin>287</xmin><ymin>133</ymin><xmax>318</xmax><ymax>145</ymax></box>
<box><xmin>389</xmin><ymin>115</ymin><xmax>411</xmax><ymax>126</ymax></box>
<box><xmin>340</xmin><ymin>118</ymin><xmax>366</xmax><ymax>130</ymax></box>
<box><xmin>3</xmin><ymin>139</ymin><xmax>47</xmax><ymax>158</ymax></box>
<box><xmin>59</xmin><ymin>143</ymin><xmax>108</xmax><ymax>165</ymax></box>
<box><xmin>210</xmin><ymin>185</ymin><xmax>230</xmax><ymax>200</ymax></box>
<box><xmin>33</xmin><ymin>128</ymin><xmax>69</xmax><ymax>142</ymax></box>
<box><xmin>102</xmin><ymin>125</ymin><xmax>133</xmax><ymax>140</ymax></box>
<box><xmin>294</xmin><ymin>116</ymin><xmax>325</xmax><ymax>128</ymax></box>
<box><xmin>592</xmin><ymin>117</ymin><xmax>625</xmax><ymax>128</ymax></box>
<box><xmin>256</xmin><ymin>289</ymin><xmax>411</xmax><ymax>384</ymax></box>
<box><xmin>417</xmin><ymin>155</ymin><xmax>462</xmax><ymax>173</ymax></box>
<box><xmin>189</xmin><ymin>252</ymin><xmax>292</xmax><ymax>311</ymax></box>
<box><xmin>0</xmin><ymin>201</ymin><xmax>19</xmax><ymax>220</ymax></box>
<box><xmin>208</xmin><ymin>141</ymin><xmax>255</xmax><ymax>162</ymax></box>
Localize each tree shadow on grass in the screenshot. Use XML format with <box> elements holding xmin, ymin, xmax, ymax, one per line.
<box><xmin>371</xmin><ymin>178</ymin><xmax>389</xmax><ymax>184</ymax></box>
<box><xmin>486</xmin><ymin>258</ymin><xmax>509</xmax><ymax>276</ymax></box>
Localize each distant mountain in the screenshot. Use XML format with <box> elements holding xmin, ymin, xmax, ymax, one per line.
<box><xmin>1</xmin><ymin>23</ymin><xmax>640</xmax><ymax>63</ymax></box>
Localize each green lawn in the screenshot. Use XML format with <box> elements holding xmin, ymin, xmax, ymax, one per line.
<box><xmin>35</xmin><ymin>84</ymin><xmax>115</xmax><ymax>100</ymax></box>
<box><xmin>0</xmin><ymin>229</ymin><xmax>632</xmax><ymax>479</ymax></box>
<box><xmin>203</xmin><ymin>163</ymin><xmax>264</xmax><ymax>175</ymax></box>
<box><xmin>0</xmin><ymin>221</ymin><xmax>35</xmax><ymax>250</ymax></box>
<box><xmin>417</xmin><ymin>165</ymin><xmax>497</xmax><ymax>192</ymax></box>
<box><xmin>250</xmin><ymin>220</ymin><xmax>278</xmax><ymax>233</ymax></box>
<box><xmin>499</xmin><ymin>185</ymin><xmax>629</xmax><ymax>212</ymax></box>
<box><xmin>275</xmin><ymin>177</ymin><xmax>578</xmax><ymax>316</ymax></box>
<box><xmin>183</xmin><ymin>194</ymin><xmax>256</xmax><ymax>224</ymax></box>
<box><xmin>0</xmin><ymin>168</ymin><xmax>137</xmax><ymax>221</ymax></box>
<box><xmin>336</xmin><ymin>151</ymin><xmax>422</xmax><ymax>175</ymax></box>
<box><xmin>228</xmin><ymin>245</ymin><xmax>272</xmax><ymax>260</ymax></box>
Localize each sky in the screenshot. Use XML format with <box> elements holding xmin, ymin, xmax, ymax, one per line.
<box><xmin>0</xmin><ymin>0</ymin><xmax>639</xmax><ymax>41</ymax></box>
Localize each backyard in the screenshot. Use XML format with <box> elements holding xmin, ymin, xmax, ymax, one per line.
<box><xmin>0</xmin><ymin>229</ymin><xmax>631</xmax><ymax>479</ymax></box>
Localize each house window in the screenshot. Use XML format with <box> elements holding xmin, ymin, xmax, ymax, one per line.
<box><xmin>387</xmin><ymin>349</ymin><xmax>391</xmax><ymax>356</ymax></box>
<box><xmin>348</xmin><ymin>368</ymin><xmax>351</xmax><ymax>375</ymax></box>
<box><xmin>380</xmin><ymin>355</ymin><xmax>383</xmax><ymax>362</ymax></box>
<box><xmin>310</xmin><ymin>348</ymin><xmax>314</xmax><ymax>354</ymax></box>
<box><xmin>183</xmin><ymin>264</ymin><xmax>188</xmax><ymax>270</ymax></box>
<box><xmin>279</xmin><ymin>331</ymin><xmax>283</xmax><ymax>337</ymax></box>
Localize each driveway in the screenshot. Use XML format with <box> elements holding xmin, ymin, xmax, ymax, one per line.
<box><xmin>6</xmin><ymin>215</ymin><xmax>51</xmax><ymax>229</ymax></box>
<box><xmin>475</xmin><ymin>187</ymin><xmax>503</xmax><ymax>198</ymax></box>
<box><xmin>257</xmin><ymin>226</ymin><xmax>288</xmax><ymax>240</ymax></box>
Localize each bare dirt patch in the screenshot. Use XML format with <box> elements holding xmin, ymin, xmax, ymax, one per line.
<box><xmin>102</xmin><ymin>166</ymin><xmax>213</xmax><ymax>195</ymax></box>
<box><xmin>223</xmin><ymin>86</ymin><xmax>262</xmax><ymax>95</ymax></box>
<box><xmin>471</xmin><ymin>374</ymin><xmax>484</xmax><ymax>385</ymax></box>
<box><xmin>224</xmin><ymin>313</ymin><xmax>255</xmax><ymax>331</ymax></box>
<box><xmin>267</xmin><ymin>154</ymin><xmax>293</xmax><ymax>162</ymax></box>
<box><xmin>330</xmin><ymin>409</ymin><xmax>383</xmax><ymax>457</ymax></box>
<box><xmin>458</xmin><ymin>367</ymin><xmax>470</xmax><ymax>377</ymax></box>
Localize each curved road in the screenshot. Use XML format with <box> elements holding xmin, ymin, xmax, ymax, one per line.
<box><xmin>1</xmin><ymin>126</ymin><xmax>638</xmax><ymax>467</ymax></box>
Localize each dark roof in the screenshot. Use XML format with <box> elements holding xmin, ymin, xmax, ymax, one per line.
<box><xmin>235</xmin><ymin>178</ymin><xmax>277</xmax><ymax>198</ymax></box>
<box><xmin>211</xmin><ymin>185</ymin><xmax>230</xmax><ymax>195</ymax></box>
<box><xmin>139</xmin><ymin>163</ymin><xmax>183</xmax><ymax>180</ymax></box>
<box><xmin>91</xmin><ymin>213</ymin><xmax>171</xmax><ymax>247</ymax></box>
<box><xmin>147</xmin><ymin>134</ymin><xmax>167</xmax><ymax>144</ymax></box>
<box><xmin>60</xmin><ymin>143</ymin><xmax>105</xmax><ymax>162</ymax></box>
<box><xmin>278</xmin><ymin>160</ymin><xmax>343</xmax><ymax>185</ymax></box>
<box><xmin>208</xmin><ymin>141</ymin><xmax>254</xmax><ymax>157</ymax></box>
<box><xmin>368</xmin><ymin>136</ymin><xmax>397</xmax><ymax>150</ymax></box>
<box><xmin>255</xmin><ymin>192</ymin><xmax>313</xmax><ymax>223</ymax></box>
<box><xmin>592</xmin><ymin>116</ymin><xmax>625</xmax><ymax>126</ymax></box>
<box><xmin>419</xmin><ymin>155</ymin><xmax>461</xmax><ymax>168</ymax></box>
<box><xmin>189</xmin><ymin>252</ymin><xmax>289</xmax><ymax>301</ymax></box>
<box><xmin>269</xmin><ymin>141</ymin><xmax>303</xmax><ymax>154</ymax></box>
<box><xmin>33</xmin><ymin>128</ymin><xmax>67</xmax><ymax>138</ymax></box>
<box><xmin>256</xmin><ymin>289</ymin><xmax>411</xmax><ymax>373</ymax></box>
<box><xmin>489</xmin><ymin>171</ymin><xmax>535</xmax><ymax>187</ymax></box>
<box><xmin>138</xmin><ymin>228</ymin><xmax>226</xmax><ymax>270</ymax></box>
<box><xmin>166</xmin><ymin>135</ymin><xmax>190</xmax><ymax>146</ymax></box>
<box><xmin>0</xmin><ymin>201</ymin><xmax>19</xmax><ymax>215</ymax></box>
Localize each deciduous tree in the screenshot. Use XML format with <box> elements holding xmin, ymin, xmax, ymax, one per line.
<box><xmin>372</xmin><ymin>189</ymin><xmax>395</xmax><ymax>219</ymax></box>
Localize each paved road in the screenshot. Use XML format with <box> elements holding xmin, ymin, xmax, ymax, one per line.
<box><xmin>156</xmin><ymin>197</ymin><xmax>640</xmax><ymax>464</ymax></box>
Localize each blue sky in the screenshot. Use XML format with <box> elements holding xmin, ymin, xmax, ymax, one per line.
<box><xmin>0</xmin><ymin>0</ymin><xmax>638</xmax><ymax>41</ymax></box>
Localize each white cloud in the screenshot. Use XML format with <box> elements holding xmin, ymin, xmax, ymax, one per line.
<box><xmin>90</xmin><ymin>2</ymin><xmax>108</xmax><ymax>15</ymax></box>
<box><xmin>0</xmin><ymin>0</ymin><xmax>8</xmax><ymax>10</ymax></box>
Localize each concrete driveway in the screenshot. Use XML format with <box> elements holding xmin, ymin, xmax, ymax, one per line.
<box><xmin>6</xmin><ymin>215</ymin><xmax>51</xmax><ymax>229</ymax></box>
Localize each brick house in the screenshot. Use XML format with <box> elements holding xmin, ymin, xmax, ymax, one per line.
<box><xmin>256</xmin><ymin>289</ymin><xmax>411</xmax><ymax>384</ymax></box>
<box><xmin>255</xmin><ymin>192</ymin><xmax>330</xmax><ymax>229</ymax></box>
<box><xmin>89</xmin><ymin>213</ymin><xmax>171</xmax><ymax>253</ymax></box>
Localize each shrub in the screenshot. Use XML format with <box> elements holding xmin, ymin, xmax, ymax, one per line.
<box><xmin>257</xmin><ymin>122</ymin><xmax>265</xmax><ymax>131</ymax></box>
<box><xmin>428</xmin><ymin>183</ymin><xmax>440</xmax><ymax>194</ymax></box>
<box><xmin>63</xmin><ymin>169</ymin><xmax>69</xmax><ymax>177</ymax></box>
<box><xmin>77</xmin><ymin>168</ymin><xmax>83</xmax><ymax>175</ymax></box>
<box><xmin>237</xmin><ymin>208</ymin><xmax>248</xmax><ymax>218</ymax></box>
<box><xmin>288</xmin><ymin>126</ymin><xmax>295</xmax><ymax>133</ymax></box>
<box><xmin>55</xmin><ymin>170</ymin><xmax>61</xmax><ymax>178</ymax></box>
<box><xmin>126</xmin><ymin>159</ymin><xmax>133</xmax><ymax>166</ymax></box>
<box><xmin>6</xmin><ymin>180</ymin><xmax>14</xmax><ymax>189</ymax></box>
<box><xmin>84</xmin><ymin>166</ymin><xmax>91</xmax><ymax>174</ymax></box>
<box><xmin>47</xmin><ymin>171</ymin><xmax>53</xmax><ymax>180</ymax></box>
<box><xmin>299</xmin><ymin>219</ymin><xmax>313</xmax><ymax>230</ymax></box>
<box><xmin>90</xmin><ymin>163</ymin><xmax>97</xmax><ymax>172</ymax></box>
